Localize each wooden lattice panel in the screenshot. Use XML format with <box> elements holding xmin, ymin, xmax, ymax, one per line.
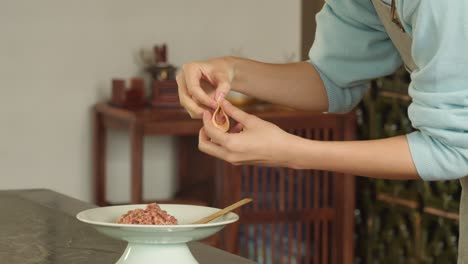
<box><xmin>238</xmin><ymin>167</ymin><xmax>334</xmax><ymax>264</ymax></box>
<box><xmin>215</xmin><ymin>116</ymin><xmax>356</xmax><ymax>264</ymax></box>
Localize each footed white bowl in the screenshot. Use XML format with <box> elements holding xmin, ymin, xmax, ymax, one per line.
<box><xmin>77</xmin><ymin>204</ymin><xmax>239</xmax><ymax>264</ymax></box>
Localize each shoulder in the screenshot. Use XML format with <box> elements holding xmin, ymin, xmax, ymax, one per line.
<box><xmin>323</xmin><ymin>0</ymin><xmax>383</xmax><ymax>30</ymax></box>
<box><xmin>325</xmin><ymin>0</ymin><xmax>377</xmax><ymax>15</ymax></box>
<box><xmin>400</xmin><ymin>0</ymin><xmax>466</xmax><ymax>28</ymax></box>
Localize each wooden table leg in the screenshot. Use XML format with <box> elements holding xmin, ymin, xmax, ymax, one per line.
<box><xmin>94</xmin><ymin>110</ymin><xmax>107</xmax><ymax>206</ymax></box>
<box><xmin>176</xmin><ymin>137</ymin><xmax>189</xmax><ymax>193</ymax></box>
<box><xmin>130</xmin><ymin>123</ymin><xmax>143</xmax><ymax>204</ymax></box>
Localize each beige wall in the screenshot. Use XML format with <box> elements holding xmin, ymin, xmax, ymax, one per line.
<box><xmin>0</xmin><ymin>0</ymin><xmax>300</xmax><ymax>203</ymax></box>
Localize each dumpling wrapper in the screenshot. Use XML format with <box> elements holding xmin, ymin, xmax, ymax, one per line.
<box><xmin>212</xmin><ymin>103</ymin><xmax>230</xmax><ymax>133</ymax></box>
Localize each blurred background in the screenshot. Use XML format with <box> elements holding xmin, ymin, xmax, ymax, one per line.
<box><xmin>0</xmin><ymin>0</ymin><xmax>460</xmax><ymax>263</ymax></box>
<box><xmin>0</xmin><ymin>0</ymin><xmax>301</xmax><ymax>202</ymax></box>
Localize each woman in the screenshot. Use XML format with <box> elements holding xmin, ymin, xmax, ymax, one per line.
<box><xmin>176</xmin><ymin>0</ymin><xmax>468</xmax><ymax>261</ymax></box>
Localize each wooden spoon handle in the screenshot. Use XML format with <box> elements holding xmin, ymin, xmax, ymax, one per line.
<box><xmin>192</xmin><ymin>198</ymin><xmax>253</xmax><ymax>224</ymax></box>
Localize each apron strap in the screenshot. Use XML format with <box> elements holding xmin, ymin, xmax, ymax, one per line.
<box><xmin>370</xmin><ymin>0</ymin><xmax>417</xmax><ymax>72</ymax></box>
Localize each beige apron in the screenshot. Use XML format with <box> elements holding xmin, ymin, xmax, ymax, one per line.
<box><xmin>370</xmin><ymin>0</ymin><xmax>468</xmax><ymax>262</ymax></box>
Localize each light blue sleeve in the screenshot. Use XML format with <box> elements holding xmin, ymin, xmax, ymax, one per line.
<box><xmin>403</xmin><ymin>0</ymin><xmax>468</xmax><ymax>181</ymax></box>
<box><xmin>308</xmin><ymin>0</ymin><xmax>402</xmax><ymax>113</ymax></box>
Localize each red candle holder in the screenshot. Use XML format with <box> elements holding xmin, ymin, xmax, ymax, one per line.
<box><xmin>109</xmin><ymin>77</ymin><xmax>147</xmax><ymax>109</ymax></box>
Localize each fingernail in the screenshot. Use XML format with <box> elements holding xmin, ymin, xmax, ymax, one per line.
<box><xmin>216</xmin><ymin>92</ymin><xmax>225</xmax><ymax>102</ymax></box>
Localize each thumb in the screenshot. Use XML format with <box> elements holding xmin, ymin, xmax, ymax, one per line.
<box><xmin>221</xmin><ymin>99</ymin><xmax>254</xmax><ymax>128</ymax></box>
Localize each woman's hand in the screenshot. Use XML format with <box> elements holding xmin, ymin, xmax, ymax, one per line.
<box><xmin>198</xmin><ymin>99</ymin><xmax>295</xmax><ymax>167</ymax></box>
<box><xmin>176</xmin><ymin>57</ymin><xmax>235</xmax><ymax>118</ymax></box>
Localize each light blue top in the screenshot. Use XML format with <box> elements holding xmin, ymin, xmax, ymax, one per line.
<box><xmin>309</xmin><ymin>0</ymin><xmax>468</xmax><ymax>181</ymax></box>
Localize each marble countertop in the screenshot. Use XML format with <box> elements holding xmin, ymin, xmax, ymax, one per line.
<box><xmin>0</xmin><ymin>189</ymin><xmax>255</xmax><ymax>264</ymax></box>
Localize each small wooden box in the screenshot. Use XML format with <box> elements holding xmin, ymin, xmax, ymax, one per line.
<box><xmin>151</xmin><ymin>80</ymin><xmax>181</xmax><ymax>108</ymax></box>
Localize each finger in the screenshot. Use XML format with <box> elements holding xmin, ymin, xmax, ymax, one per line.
<box><xmin>221</xmin><ymin>99</ymin><xmax>255</xmax><ymax>128</ymax></box>
<box><xmin>229</xmin><ymin>123</ymin><xmax>244</xmax><ymax>133</ymax></box>
<box><xmin>182</xmin><ymin>96</ymin><xmax>205</xmax><ymax>118</ymax></box>
<box><xmin>177</xmin><ymin>75</ymin><xmax>205</xmax><ymax>118</ymax></box>
<box><xmin>215</xmin><ymin>81</ymin><xmax>231</xmax><ymax>102</ymax></box>
<box><xmin>198</xmin><ymin>128</ymin><xmax>229</xmax><ymax>159</ymax></box>
<box><xmin>202</xmin><ymin>111</ymin><xmax>229</xmax><ymax>144</ymax></box>
<box><xmin>184</xmin><ymin>65</ymin><xmax>217</xmax><ymax>109</ymax></box>
<box><xmin>191</xmin><ymin>95</ymin><xmax>200</xmax><ymax>105</ymax></box>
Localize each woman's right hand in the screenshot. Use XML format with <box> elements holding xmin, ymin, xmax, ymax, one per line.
<box><xmin>176</xmin><ymin>56</ymin><xmax>235</xmax><ymax>119</ymax></box>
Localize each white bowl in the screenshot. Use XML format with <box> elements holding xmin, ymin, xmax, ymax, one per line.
<box><xmin>77</xmin><ymin>204</ymin><xmax>239</xmax><ymax>264</ymax></box>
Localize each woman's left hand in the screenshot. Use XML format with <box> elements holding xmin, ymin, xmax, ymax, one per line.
<box><xmin>199</xmin><ymin>99</ymin><xmax>295</xmax><ymax>167</ymax></box>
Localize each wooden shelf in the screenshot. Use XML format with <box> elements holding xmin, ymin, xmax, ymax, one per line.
<box><xmin>377</xmin><ymin>193</ymin><xmax>459</xmax><ymax>221</ymax></box>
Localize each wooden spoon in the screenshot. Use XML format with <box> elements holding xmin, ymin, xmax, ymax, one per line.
<box><xmin>192</xmin><ymin>198</ymin><xmax>253</xmax><ymax>224</ymax></box>
<box><xmin>212</xmin><ymin>102</ymin><xmax>230</xmax><ymax>132</ymax></box>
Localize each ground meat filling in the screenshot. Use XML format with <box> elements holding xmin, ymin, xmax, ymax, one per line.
<box><xmin>116</xmin><ymin>203</ymin><xmax>178</xmax><ymax>225</ymax></box>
